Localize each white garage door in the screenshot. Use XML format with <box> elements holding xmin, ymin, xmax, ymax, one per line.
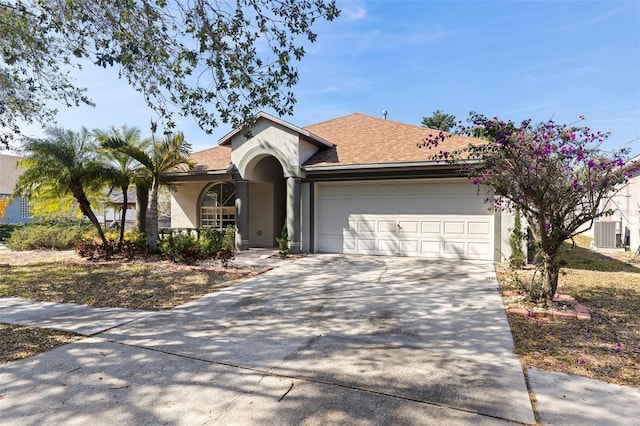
<box><xmin>316</xmin><ymin>181</ymin><xmax>494</xmax><ymax>260</ymax></box>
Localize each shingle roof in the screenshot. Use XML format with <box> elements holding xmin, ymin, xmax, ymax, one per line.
<box><xmin>174</xmin><ymin>145</ymin><xmax>232</xmax><ymax>173</ymax></box>
<box><xmin>303</xmin><ymin>113</ymin><xmax>481</xmax><ymax>167</ymax></box>
<box><xmin>183</xmin><ymin>113</ymin><xmax>481</xmax><ymax>172</ymax></box>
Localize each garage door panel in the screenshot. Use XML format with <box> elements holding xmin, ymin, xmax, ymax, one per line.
<box><xmin>358</xmin><ymin>239</ymin><xmax>376</xmax><ymax>252</ymax></box>
<box><xmin>469</xmin><ymin>242</ymin><xmax>491</xmax><ymax>256</ymax></box>
<box><xmin>420</xmin><ymin>240</ymin><xmax>442</xmax><ymax>254</ymax></box>
<box><xmin>397</xmin><ymin>220</ymin><xmax>419</xmax><ymax>233</ymax></box>
<box><xmin>378</xmin><ymin>220</ymin><xmax>397</xmax><ymax>233</ymax></box>
<box><xmin>317</xmin><ymin>182</ymin><xmax>493</xmax><ymax>260</ymax></box>
<box><xmin>399</xmin><ymin>240</ymin><xmax>420</xmax><ymax>254</ymax></box>
<box><xmin>377</xmin><ymin>239</ymin><xmax>397</xmax><ymax>254</ymax></box>
<box><xmin>421</xmin><ymin>221</ymin><xmax>441</xmax><ymax>234</ymax></box>
<box><xmin>469</xmin><ymin>221</ymin><xmax>491</xmax><ymax>236</ymax></box>
<box><xmin>444</xmin><ymin>222</ymin><xmax>465</xmax><ymax>235</ymax></box>
<box><xmin>444</xmin><ymin>242</ymin><xmax>466</xmax><ymax>256</ymax></box>
<box><xmin>357</xmin><ymin>220</ymin><xmax>376</xmax><ymax>232</ymax></box>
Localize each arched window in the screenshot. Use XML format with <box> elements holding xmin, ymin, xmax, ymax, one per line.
<box><xmin>200</xmin><ymin>182</ymin><xmax>235</xmax><ymax>230</ymax></box>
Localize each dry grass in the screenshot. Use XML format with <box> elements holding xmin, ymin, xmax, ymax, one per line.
<box><xmin>499</xmin><ymin>238</ymin><xmax>640</xmax><ymax>387</ymax></box>
<box><xmin>0</xmin><ymin>250</ymin><xmax>247</xmax><ymax>364</ymax></box>
<box><xmin>0</xmin><ymin>324</ymin><xmax>81</xmax><ymax>364</ymax></box>
<box><xmin>0</xmin><ymin>251</ymin><xmax>243</xmax><ymax>311</ymax></box>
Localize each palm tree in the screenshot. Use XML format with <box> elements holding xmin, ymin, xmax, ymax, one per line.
<box><xmin>101</xmin><ymin>132</ymin><xmax>193</xmax><ymax>251</ymax></box>
<box><xmin>95</xmin><ymin>125</ymin><xmax>147</xmax><ymax>245</ymax></box>
<box><xmin>15</xmin><ymin>127</ymin><xmax>112</xmax><ymax>245</ymax></box>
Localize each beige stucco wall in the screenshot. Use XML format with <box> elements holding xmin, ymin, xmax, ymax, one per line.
<box><xmin>170</xmin><ymin>181</ymin><xmax>210</xmax><ymax>228</ymax></box>
<box><xmin>249</xmin><ymin>181</ymin><xmax>274</xmax><ymax>246</ymax></box>
<box><xmin>0</xmin><ymin>153</ymin><xmax>22</xmax><ymax>194</ymax></box>
<box><xmin>230</xmin><ymin>118</ymin><xmax>315</xmax><ymax>179</ymax></box>
<box><xmin>299</xmin><ymin>139</ymin><xmax>320</xmax><ymax>166</ymax></box>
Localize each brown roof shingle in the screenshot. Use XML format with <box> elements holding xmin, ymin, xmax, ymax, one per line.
<box><xmin>303</xmin><ymin>113</ymin><xmax>480</xmax><ymax>167</ymax></box>
<box><xmin>176</xmin><ymin>145</ymin><xmax>232</xmax><ymax>173</ymax></box>
<box><xmin>184</xmin><ymin>113</ymin><xmax>482</xmax><ymax>172</ymax></box>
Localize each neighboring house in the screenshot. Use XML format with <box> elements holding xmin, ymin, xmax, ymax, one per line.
<box><xmin>100</xmin><ymin>189</ymin><xmax>171</xmax><ymax>231</ymax></box>
<box><xmin>593</xmin><ymin>154</ymin><xmax>640</xmax><ymax>251</ymax></box>
<box><xmin>0</xmin><ymin>152</ymin><xmax>33</xmax><ymax>224</ymax></box>
<box><xmin>101</xmin><ymin>190</ymin><xmax>137</xmax><ymax>230</ymax></box>
<box><xmin>165</xmin><ymin>112</ymin><xmax>515</xmax><ymax>261</ymax></box>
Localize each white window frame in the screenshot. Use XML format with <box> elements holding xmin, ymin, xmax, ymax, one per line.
<box><xmin>200</xmin><ymin>182</ymin><xmax>236</xmax><ymax>231</ymax></box>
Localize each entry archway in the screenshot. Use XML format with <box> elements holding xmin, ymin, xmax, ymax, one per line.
<box><xmin>245</xmin><ymin>156</ymin><xmax>286</xmax><ymax>247</ymax></box>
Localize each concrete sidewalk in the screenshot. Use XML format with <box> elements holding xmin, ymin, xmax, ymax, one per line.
<box><xmin>0</xmin><ymin>297</ymin><xmax>153</xmax><ymax>336</ymax></box>
<box><xmin>1</xmin><ymin>254</ymin><xmax>638</xmax><ymax>425</ymax></box>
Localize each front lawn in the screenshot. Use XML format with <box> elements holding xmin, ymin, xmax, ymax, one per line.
<box><xmin>498</xmin><ymin>237</ymin><xmax>640</xmax><ymax>387</ymax></box>
<box><xmin>0</xmin><ymin>250</ymin><xmax>247</xmax><ymax>364</ymax></box>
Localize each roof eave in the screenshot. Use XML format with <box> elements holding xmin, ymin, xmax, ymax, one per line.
<box><xmin>218</xmin><ymin>112</ymin><xmax>334</xmax><ymax>148</ymax></box>
<box><xmin>303</xmin><ymin>158</ymin><xmax>482</xmax><ymax>173</ymax></box>
<box><xmin>162</xmin><ymin>167</ymin><xmax>233</xmax><ymax>179</ymax></box>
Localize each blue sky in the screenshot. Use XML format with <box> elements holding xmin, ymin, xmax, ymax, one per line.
<box><xmin>21</xmin><ymin>0</ymin><xmax>640</xmax><ymax>156</ymax></box>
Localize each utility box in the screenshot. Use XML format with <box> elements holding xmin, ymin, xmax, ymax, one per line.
<box><xmin>594</xmin><ymin>221</ymin><xmax>620</xmax><ymax>248</ymax></box>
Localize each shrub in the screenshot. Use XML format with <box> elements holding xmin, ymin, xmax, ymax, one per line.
<box><xmin>154</xmin><ymin>226</ymin><xmax>238</xmax><ymax>266</ymax></box>
<box><xmin>509</xmin><ymin>208</ymin><xmax>526</xmax><ymax>269</ymax></box>
<box><xmin>159</xmin><ymin>233</ymin><xmax>200</xmax><ymax>264</ymax></box>
<box><xmin>0</xmin><ymin>223</ymin><xmax>21</xmax><ymax>243</ymax></box>
<box><xmin>75</xmin><ymin>238</ymin><xmax>115</xmax><ymax>260</ymax></box>
<box><xmin>216</xmin><ymin>248</ymin><xmax>235</xmax><ymax>268</ymax></box>
<box><xmin>6</xmin><ymin>220</ymin><xmax>95</xmax><ymax>250</ymax></box>
<box><xmin>198</xmin><ymin>227</ymin><xmax>223</xmax><ymax>258</ymax></box>
<box><xmin>275</xmin><ymin>224</ymin><xmax>289</xmax><ymax>258</ymax></box>
<box><xmin>222</xmin><ymin>225</ymin><xmax>236</xmax><ymax>250</ymax></box>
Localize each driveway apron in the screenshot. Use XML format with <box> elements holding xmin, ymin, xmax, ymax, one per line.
<box><xmin>0</xmin><ymin>255</ymin><xmax>535</xmax><ymax>425</ymax></box>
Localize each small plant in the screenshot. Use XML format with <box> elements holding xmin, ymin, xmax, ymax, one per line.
<box><xmin>221</xmin><ymin>225</ymin><xmax>236</xmax><ymax>250</ymax></box>
<box><xmin>275</xmin><ymin>223</ymin><xmax>289</xmax><ymax>259</ymax></box>
<box><xmin>217</xmin><ymin>225</ymin><xmax>236</xmax><ymax>267</ymax></box>
<box><xmin>199</xmin><ymin>227</ymin><xmax>223</xmax><ymax>258</ymax></box>
<box><xmin>75</xmin><ymin>238</ymin><xmax>115</xmax><ymax>260</ymax></box>
<box><xmin>216</xmin><ymin>248</ymin><xmax>235</xmax><ymax>268</ymax></box>
<box><xmin>509</xmin><ymin>207</ymin><xmax>526</xmax><ymax>269</ymax></box>
<box><xmin>158</xmin><ymin>226</ymin><xmax>235</xmax><ymax>265</ymax></box>
<box><xmin>159</xmin><ymin>233</ymin><xmax>200</xmax><ymax>264</ymax></box>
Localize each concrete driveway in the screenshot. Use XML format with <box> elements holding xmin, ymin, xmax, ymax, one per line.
<box><xmin>0</xmin><ymin>255</ymin><xmax>535</xmax><ymax>425</ymax></box>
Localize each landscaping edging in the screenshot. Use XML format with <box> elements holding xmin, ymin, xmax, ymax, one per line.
<box><xmin>503</xmin><ymin>290</ymin><xmax>591</xmax><ymax>321</ymax></box>
<box><xmin>60</xmin><ymin>259</ymin><xmax>273</xmax><ymax>278</ymax></box>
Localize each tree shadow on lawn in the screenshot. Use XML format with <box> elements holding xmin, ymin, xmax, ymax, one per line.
<box><xmin>558</xmin><ymin>243</ymin><xmax>640</xmax><ymax>273</ymax></box>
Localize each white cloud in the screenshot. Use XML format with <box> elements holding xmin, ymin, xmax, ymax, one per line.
<box><xmin>340</xmin><ymin>0</ymin><xmax>367</xmax><ymax>21</ymax></box>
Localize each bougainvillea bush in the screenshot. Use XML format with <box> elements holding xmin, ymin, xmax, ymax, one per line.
<box><xmin>421</xmin><ymin>113</ymin><xmax>637</xmax><ymax>303</ymax></box>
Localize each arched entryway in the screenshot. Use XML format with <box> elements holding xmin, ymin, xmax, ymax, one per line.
<box><xmin>232</xmin><ymin>136</ymin><xmax>303</xmax><ymax>253</ymax></box>
<box><xmin>199</xmin><ymin>182</ymin><xmax>236</xmax><ymax>231</ymax></box>
<box><xmin>245</xmin><ymin>156</ymin><xmax>286</xmax><ymax>247</ymax></box>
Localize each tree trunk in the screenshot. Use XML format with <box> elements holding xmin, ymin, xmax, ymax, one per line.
<box><xmin>135</xmin><ymin>184</ymin><xmax>149</xmax><ymax>237</ymax></box>
<box><xmin>540</xmin><ymin>255</ymin><xmax>560</xmax><ymax>305</ymax></box>
<box><xmin>119</xmin><ymin>184</ymin><xmax>128</xmax><ymax>245</ymax></box>
<box><xmin>146</xmin><ymin>177</ymin><xmax>160</xmax><ymax>252</ymax></box>
<box><xmin>68</xmin><ymin>181</ymin><xmax>108</xmax><ymax>246</ymax></box>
